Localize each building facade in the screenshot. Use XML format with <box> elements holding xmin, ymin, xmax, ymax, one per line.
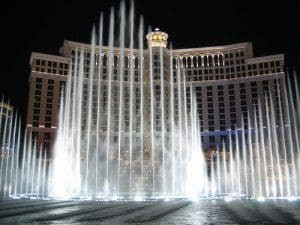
<box><xmin>0</xmin><ymin>102</ymin><xmax>14</xmax><ymax>157</ymax></box>
<box><xmin>26</xmin><ymin>30</ymin><xmax>285</xmax><ymax>157</ymax></box>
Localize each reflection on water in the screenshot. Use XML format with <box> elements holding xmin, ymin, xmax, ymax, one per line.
<box><xmin>0</xmin><ymin>199</ymin><xmax>299</xmax><ymax>225</ymax></box>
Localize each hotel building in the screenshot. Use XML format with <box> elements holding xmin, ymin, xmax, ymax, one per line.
<box><xmin>26</xmin><ymin>29</ymin><xmax>285</xmax><ymax>157</ymax></box>
<box><xmin>0</xmin><ymin>102</ymin><xmax>14</xmax><ymax>157</ymax></box>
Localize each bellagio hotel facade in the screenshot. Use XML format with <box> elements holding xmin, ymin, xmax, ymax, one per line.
<box><xmin>26</xmin><ymin>29</ymin><xmax>285</xmax><ymax>157</ymax></box>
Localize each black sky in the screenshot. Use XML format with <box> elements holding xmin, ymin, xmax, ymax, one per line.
<box><xmin>1</xmin><ymin>0</ymin><xmax>299</xmax><ymax>123</ymax></box>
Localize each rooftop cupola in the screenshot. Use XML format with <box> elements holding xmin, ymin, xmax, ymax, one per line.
<box><xmin>146</xmin><ymin>28</ymin><xmax>168</xmax><ymax>48</ymax></box>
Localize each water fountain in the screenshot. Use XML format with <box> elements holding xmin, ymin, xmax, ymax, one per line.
<box><xmin>50</xmin><ymin>2</ymin><xmax>207</xmax><ymax>199</ymax></box>
<box><xmin>0</xmin><ymin>1</ymin><xmax>300</xmax><ymax>201</ymax></box>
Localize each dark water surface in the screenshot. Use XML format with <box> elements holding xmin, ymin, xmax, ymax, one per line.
<box><xmin>0</xmin><ymin>198</ymin><xmax>299</xmax><ymax>224</ymax></box>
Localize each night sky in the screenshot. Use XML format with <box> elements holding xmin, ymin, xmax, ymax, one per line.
<box><xmin>1</xmin><ymin>0</ymin><xmax>299</xmax><ymax>124</ymax></box>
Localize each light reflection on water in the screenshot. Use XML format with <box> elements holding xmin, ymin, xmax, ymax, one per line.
<box><xmin>0</xmin><ymin>199</ymin><xmax>299</xmax><ymax>225</ymax></box>
<box><xmin>45</xmin><ymin>205</ymin><xmax>82</xmax><ymax>216</ymax></box>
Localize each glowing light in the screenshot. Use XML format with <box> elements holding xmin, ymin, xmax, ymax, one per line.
<box><xmin>225</xmin><ymin>196</ymin><xmax>233</xmax><ymax>202</ymax></box>
<box><xmin>189</xmin><ymin>198</ymin><xmax>200</xmax><ymax>203</ymax></box>
<box><xmin>9</xmin><ymin>195</ymin><xmax>21</xmax><ymax>199</ymax></box>
<box><xmin>287</xmin><ymin>196</ymin><xmax>298</xmax><ymax>201</ymax></box>
<box><xmin>134</xmin><ymin>196</ymin><xmax>143</xmax><ymax>201</ymax></box>
<box><xmin>257</xmin><ymin>196</ymin><xmax>265</xmax><ymax>202</ymax></box>
<box><xmin>111</xmin><ymin>196</ymin><xmax>118</xmax><ymax>201</ymax></box>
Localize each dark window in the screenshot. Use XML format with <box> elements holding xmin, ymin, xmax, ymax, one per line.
<box><xmin>46</xmin><ymin>104</ymin><xmax>52</xmax><ymax>109</ymax></box>
<box><xmin>35</xmin><ymin>83</ymin><xmax>42</xmax><ymax>89</ymax></box>
<box><xmin>36</xmin><ymin>78</ymin><xmax>42</xmax><ymax>83</ymax></box>
<box><xmin>209</xmin><ymin>136</ymin><xmax>215</xmax><ymax>143</ymax></box>
<box><xmin>33</xmin><ymin>109</ymin><xmax>40</xmax><ymax>114</ymax></box>
<box><xmin>32</xmin><ymin>131</ymin><xmax>38</xmax><ymax>140</ymax></box>
<box><xmin>48</xmin><ymin>79</ymin><xmax>54</xmax><ymax>84</ymax></box>
<box><xmin>44</xmin><ymin>132</ymin><xmax>51</xmax><ymax>141</ymax></box>
<box><xmin>34</xmin><ymin>102</ymin><xmax>40</xmax><ymax>108</ymax></box>
<box><xmin>35</xmin><ymin>90</ymin><xmax>41</xmax><ymax>95</ymax></box>
<box><xmin>241</xmin><ymin>100</ymin><xmax>247</xmax><ymax>105</ymax></box>
<box><xmin>47</xmin><ymin>97</ymin><xmax>53</xmax><ymax>103</ymax></box>
<box><xmin>33</xmin><ymin>115</ymin><xmax>39</xmax><ymax>121</ymax></box>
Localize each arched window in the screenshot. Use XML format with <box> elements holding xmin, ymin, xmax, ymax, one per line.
<box><xmin>113</xmin><ymin>55</ymin><xmax>118</xmax><ymax>67</ymax></box>
<box><xmin>208</xmin><ymin>55</ymin><xmax>213</xmax><ymax>66</ymax></box>
<box><xmin>204</xmin><ymin>56</ymin><xmax>208</xmax><ymax>67</ymax></box>
<box><xmin>198</xmin><ymin>56</ymin><xmax>202</xmax><ymax>67</ymax></box>
<box><xmin>172</xmin><ymin>58</ymin><xmax>177</xmax><ymax>69</ymax></box>
<box><xmin>219</xmin><ymin>55</ymin><xmax>223</xmax><ymax>66</ymax></box>
<box><xmin>103</xmin><ymin>54</ymin><xmax>107</xmax><ymax>66</ymax></box>
<box><xmin>182</xmin><ymin>57</ymin><xmax>187</xmax><ymax>68</ymax></box>
<box><xmin>134</xmin><ymin>57</ymin><xmax>139</xmax><ymax>68</ymax></box>
<box><xmin>187</xmin><ymin>57</ymin><xmax>192</xmax><ymax>68</ymax></box>
<box><xmin>193</xmin><ymin>56</ymin><xmax>197</xmax><ymax>67</ymax></box>
<box><xmin>125</xmin><ymin>56</ymin><xmax>129</xmax><ymax>67</ymax></box>
<box><xmin>214</xmin><ymin>55</ymin><xmax>219</xmax><ymax>66</ymax></box>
